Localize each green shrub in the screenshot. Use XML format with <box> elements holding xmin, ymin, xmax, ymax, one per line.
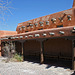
<box><xmin>13</xmin><ymin>53</ymin><xmax>23</xmax><ymax>62</ymax></box>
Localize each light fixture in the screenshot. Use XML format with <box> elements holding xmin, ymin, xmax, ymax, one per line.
<box><xmin>3</xmin><ymin>38</ymin><xmax>8</xmax><ymax>40</ymax></box>
<box><xmin>67</xmin><ymin>15</ymin><xmax>71</xmax><ymax>21</ymax></box>
<box><xmin>0</xmin><ymin>38</ymin><xmax>3</xmax><ymax>40</ymax></box>
<box><xmin>35</xmin><ymin>34</ymin><xmax>40</xmax><ymax>37</ymax></box>
<box><xmin>25</xmin><ymin>36</ymin><xmax>28</xmax><ymax>38</ymax></box>
<box><xmin>29</xmin><ymin>35</ymin><xmax>33</xmax><ymax>37</ymax></box>
<box><xmin>11</xmin><ymin>37</ymin><xmax>16</xmax><ymax>39</ymax></box>
<box><xmin>22</xmin><ymin>26</ymin><xmax>25</xmax><ymax>28</ymax></box>
<box><xmin>19</xmin><ymin>36</ymin><xmax>23</xmax><ymax>38</ymax></box>
<box><xmin>39</xmin><ymin>21</ymin><xmax>44</xmax><ymax>26</ymax></box>
<box><xmin>51</xmin><ymin>18</ymin><xmax>56</xmax><ymax>23</ymax></box>
<box><xmin>26</xmin><ymin>25</ymin><xmax>30</xmax><ymax>29</ymax></box>
<box><xmin>71</xmin><ymin>27</ymin><xmax>75</xmax><ymax>33</ymax></box>
<box><xmin>46</xmin><ymin>21</ymin><xmax>49</xmax><ymax>25</ymax></box>
<box><xmin>35</xmin><ymin>23</ymin><xmax>38</xmax><ymax>25</ymax></box>
<box><xmin>31</xmin><ymin>26</ymin><xmax>33</xmax><ymax>28</ymax></box>
<box><xmin>28</xmin><ymin>22</ymin><xmax>31</xmax><ymax>24</ymax></box>
<box><xmin>58</xmin><ymin>17</ymin><xmax>63</xmax><ymax>22</ymax></box>
<box><xmin>35</xmin><ymin>23</ymin><xmax>38</xmax><ymax>27</ymax></box>
<box><xmin>19</xmin><ymin>27</ymin><xmax>22</xmax><ymax>31</ymax></box>
<box><xmin>49</xmin><ymin>32</ymin><xmax>55</xmax><ymax>35</ymax></box>
<box><xmin>72</xmin><ymin>30</ymin><xmax>75</xmax><ymax>33</ymax></box>
<box><xmin>30</xmin><ymin>24</ymin><xmax>33</xmax><ymax>26</ymax></box>
<box><xmin>15</xmin><ymin>37</ymin><xmax>19</xmax><ymax>39</ymax></box>
<box><xmin>42</xmin><ymin>33</ymin><xmax>47</xmax><ymax>36</ymax></box>
<box><xmin>21</xmin><ymin>26</ymin><xmax>25</xmax><ymax>30</ymax></box>
<box><xmin>30</xmin><ymin>24</ymin><xmax>33</xmax><ymax>28</ymax></box>
<box><xmin>59</xmin><ymin>31</ymin><xmax>64</xmax><ymax>34</ymax></box>
<box><xmin>73</xmin><ymin>27</ymin><xmax>75</xmax><ymax>30</ymax></box>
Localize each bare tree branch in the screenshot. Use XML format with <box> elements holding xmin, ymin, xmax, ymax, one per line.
<box><xmin>0</xmin><ymin>0</ymin><xmax>13</xmax><ymax>21</ymax></box>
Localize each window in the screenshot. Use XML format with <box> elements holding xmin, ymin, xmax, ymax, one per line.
<box><xmin>57</xmin><ymin>25</ymin><xmax>63</xmax><ymax>28</ymax></box>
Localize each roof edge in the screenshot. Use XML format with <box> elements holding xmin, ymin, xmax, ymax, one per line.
<box><xmin>73</xmin><ymin>0</ymin><xmax>75</xmax><ymax>7</ymax></box>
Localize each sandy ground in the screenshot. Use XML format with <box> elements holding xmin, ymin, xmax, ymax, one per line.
<box><xmin>0</xmin><ymin>57</ymin><xmax>74</xmax><ymax>75</ymax></box>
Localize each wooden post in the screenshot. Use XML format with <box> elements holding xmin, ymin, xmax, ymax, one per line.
<box><xmin>72</xmin><ymin>40</ymin><xmax>75</xmax><ymax>70</ymax></box>
<box><xmin>21</xmin><ymin>42</ymin><xmax>24</xmax><ymax>61</ymax></box>
<box><xmin>18</xmin><ymin>40</ymin><xmax>25</xmax><ymax>61</ymax></box>
<box><xmin>21</xmin><ymin>42</ymin><xmax>24</xmax><ymax>57</ymax></box>
<box><xmin>37</xmin><ymin>39</ymin><xmax>46</xmax><ymax>64</ymax></box>
<box><xmin>40</xmin><ymin>41</ymin><xmax>44</xmax><ymax>64</ymax></box>
<box><xmin>0</xmin><ymin>40</ymin><xmax>1</xmax><ymax>56</ymax></box>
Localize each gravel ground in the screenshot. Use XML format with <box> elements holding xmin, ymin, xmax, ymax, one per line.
<box><xmin>0</xmin><ymin>57</ymin><xmax>74</xmax><ymax>75</ymax></box>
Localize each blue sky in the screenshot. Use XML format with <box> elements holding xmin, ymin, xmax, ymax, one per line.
<box><xmin>0</xmin><ymin>0</ymin><xmax>74</xmax><ymax>31</ymax></box>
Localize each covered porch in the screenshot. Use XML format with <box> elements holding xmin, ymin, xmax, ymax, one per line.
<box><xmin>1</xmin><ymin>26</ymin><xmax>75</xmax><ymax>70</ymax></box>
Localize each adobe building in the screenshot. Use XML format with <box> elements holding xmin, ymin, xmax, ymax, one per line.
<box><xmin>0</xmin><ymin>0</ymin><xmax>75</xmax><ymax>70</ymax></box>
<box><xmin>0</xmin><ymin>31</ymin><xmax>17</xmax><ymax>56</ymax></box>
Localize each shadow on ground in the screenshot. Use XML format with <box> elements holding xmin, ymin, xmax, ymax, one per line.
<box><xmin>44</xmin><ymin>59</ymin><xmax>72</xmax><ymax>69</ymax></box>
<box><xmin>24</xmin><ymin>56</ymin><xmax>72</xmax><ymax>70</ymax></box>
<box><xmin>71</xmin><ymin>71</ymin><xmax>75</xmax><ymax>75</ymax></box>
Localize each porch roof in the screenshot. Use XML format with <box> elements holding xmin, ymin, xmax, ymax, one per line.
<box><xmin>1</xmin><ymin>26</ymin><xmax>75</xmax><ymax>41</ymax></box>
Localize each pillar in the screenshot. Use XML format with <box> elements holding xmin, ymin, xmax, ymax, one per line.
<box><xmin>0</xmin><ymin>40</ymin><xmax>1</xmax><ymax>56</ymax></box>
<box><xmin>21</xmin><ymin>42</ymin><xmax>24</xmax><ymax>58</ymax></box>
<box><xmin>40</xmin><ymin>41</ymin><xmax>44</xmax><ymax>64</ymax></box>
<box><xmin>72</xmin><ymin>40</ymin><xmax>75</xmax><ymax>70</ymax></box>
<box><xmin>38</xmin><ymin>39</ymin><xmax>46</xmax><ymax>64</ymax></box>
<box><xmin>18</xmin><ymin>40</ymin><xmax>25</xmax><ymax>61</ymax></box>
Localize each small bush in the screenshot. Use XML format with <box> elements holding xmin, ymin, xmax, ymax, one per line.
<box><xmin>12</xmin><ymin>53</ymin><xmax>23</xmax><ymax>62</ymax></box>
